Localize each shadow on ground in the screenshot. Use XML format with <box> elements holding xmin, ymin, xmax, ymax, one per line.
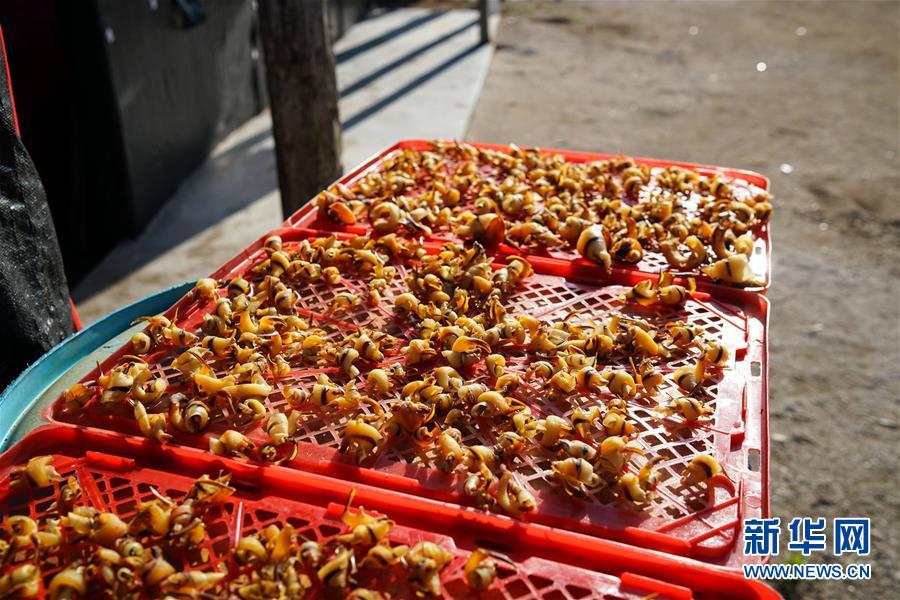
<box><xmin>74</xmin><ymin>6</ymin><xmax>493</xmax><ymax>319</ymax></box>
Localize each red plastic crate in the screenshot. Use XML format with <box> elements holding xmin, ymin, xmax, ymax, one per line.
<box><xmin>0</xmin><ymin>425</ymin><xmax>778</xmax><ymax>599</ymax></box>
<box><xmin>285</xmin><ymin>140</ymin><xmax>772</xmax><ymax>292</ymax></box>
<box><xmin>48</xmin><ymin>226</ymin><xmax>769</xmax><ymax>568</ymax></box>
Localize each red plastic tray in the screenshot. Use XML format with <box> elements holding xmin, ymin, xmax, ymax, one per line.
<box><xmin>49</xmin><ymin>227</ymin><xmax>769</xmax><ymax>568</ymax></box>
<box><xmin>0</xmin><ymin>425</ymin><xmax>778</xmax><ymax>599</ymax></box>
<box><xmin>285</xmin><ymin>140</ymin><xmax>772</xmax><ymax>292</ymax></box>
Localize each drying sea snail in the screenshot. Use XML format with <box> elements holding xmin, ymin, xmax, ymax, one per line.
<box><xmin>576</xmin><ymin>225</ymin><xmax>611</xmax><ymax>271</ymax></box>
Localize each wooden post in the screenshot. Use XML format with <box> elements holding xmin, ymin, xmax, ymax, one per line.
<box><xmin>257</xmin><ymin>0</ymin><xmax>342</xmax><ymax>218</ymax></box>
<box><xmin>479</xmin><ymin>0</ymin><xmax>490</xmax><ymax>44</ymax></box>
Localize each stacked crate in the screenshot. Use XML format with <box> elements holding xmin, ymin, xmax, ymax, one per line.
<box><xmin>2</xmin><ymin>141</ymin><xmax>774</xmax><ymax>598</ymax></box>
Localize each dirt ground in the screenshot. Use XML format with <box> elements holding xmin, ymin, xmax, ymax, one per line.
<box><xmin>466</xmin><ymin>1</ymin><xmax>899</xmax><ymax>598</ymax></box>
